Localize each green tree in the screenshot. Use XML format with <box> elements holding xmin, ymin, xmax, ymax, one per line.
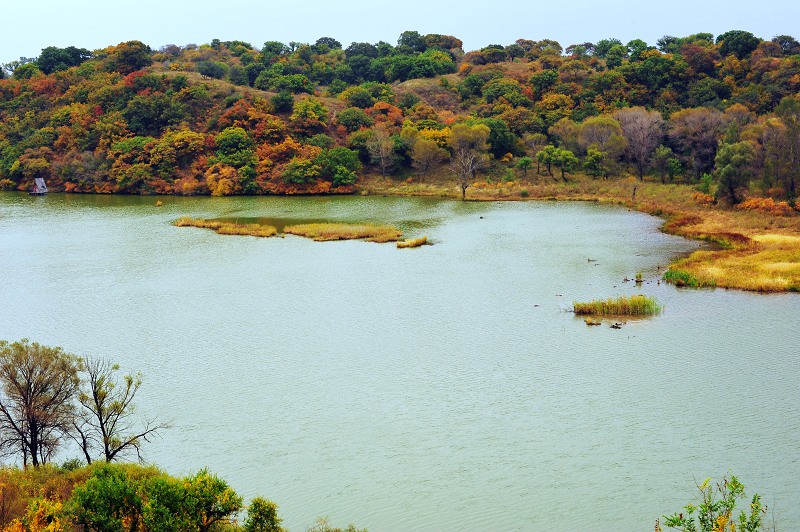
<box><xmin>714</xmin><ymin>141</ymin><xmax>755</xmax><ymax>204</ymax></box>
<box><xmin>271</xmin><ymin>91</ymin><xmax>294</xmax><ymax>114</ymax></box>
<box><xmin>37</xmin><ymin>46</ymin><xmax>92</xmax><ymax>74</ymax></box>
<box><xmin>182</xmin><ymin>469</ymin><xmax>243</xmax><ymax>532</ymax></box>
<box><xmin>336</xmin><ymin>107</ymin><xmax>374</xmax><ymax>132</ymax></box>
<box><xmin>551</xmin><ymin>147</ymin><xmax>579</xmax><ymax>180</ymax></box>
<box><xmin>595</xmin><ymin>38</ymin><xmax>623</xmax><ymax>58</ymax></box>
<box><xmin>315</xmin><ymin>147</ymin><xmax>361</xmax><ymax>186</ymax></box>
<box><xmin>215</xmin><ymin>127</ymin><xmax>256</xmax><ymax>168</ymax></box>
<box><xmin>515</xmin><ymin>156</ymin><xmax>533</xmax><ymax>177</ymax></box>
<box><xmin>105</xmin><ymin>40</ymin><xmax>153</xmax><ymax>74</ymax></box>
<box><xmin>583</xmin><ymin>147</ymin><xmax>607</xmax><ymax>177</ymax></box>
<box><xmin>0</xmin><ymin>339</ymin><xmax>80</xmax><ymax>467</ymax></box>
<box><xmin>69</xmin><ymin>463</ymin><xmax>147</xmax><ymax>531</ymax></box>
<box><xmin>282</xmin><ymin>158</ymin><xmax>321</xmax><ymax>185</ymax></box>
<box><xmin>716</xmin><ymin>30</ymin><xmax>761</xmax><ymax>59</ymax></box>
<box><xmin>244</xmin><ymin>497</ymin><xmax>283</xmax><ymax>532</ymax></box>
<box><xmin>197</xmin><ymin>61</ymin><xmax>227</xmax><ymax>79</ymax></box>
<box><xmin>651</xmin><ymin>145</ymin><xmax>682</xmax><ymax>183</ymax></box>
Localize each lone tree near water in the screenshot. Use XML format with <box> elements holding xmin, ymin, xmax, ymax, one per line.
<box><xmin>0</xmin><ymin>339</ymin><xmax>80</xmax><ymax>467</ymax></box>
<box><xmin>449</xmin><ymin>123</ymin><xmax>490</xmax><ymax>199</ymax></box>
<box><xmin>72</xmin><ymin>357</ymin><xmax>169</xmax><ymax>464</ymax></box>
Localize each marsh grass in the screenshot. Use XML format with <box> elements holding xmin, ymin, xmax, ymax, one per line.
<box><xmin>397</xmin><ymin>236</ymin><xmax>428</xmax><ymax>248</ymax></box>
<box><xmin>284</xmin><ymin>223</ymin><xmax>402</xmax><ymax>242</ymax></box>
<box><xmin>573</xmin><ymin>295</ymin><xmax>662</xmax><ymax>316</ymax></box>
<box><xmin>174</xmin><ymin>217</ymin><xmax>277</xmax><ymax>237</ymax></box>
<box><xmin>662</xmin><ymin>269</ymin><xmax>716</xmax><ymax>288</ymax></box>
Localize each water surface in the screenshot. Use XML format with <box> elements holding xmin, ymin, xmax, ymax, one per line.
<box><xmin>1</xmin><ymin>193</ymin><xmax>798</xmax><ymax>531</ymax></box>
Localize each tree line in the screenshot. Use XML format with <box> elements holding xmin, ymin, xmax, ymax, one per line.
<box><xmin>1</xmin><ymin>30</ymin><xmax>799</xmax><ymax>205</ymax></box>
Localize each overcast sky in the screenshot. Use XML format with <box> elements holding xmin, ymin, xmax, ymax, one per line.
<box><xmin>3</xmin><ymin>0</ymin><xmax>799</xmax><ymax>63</ymax></box>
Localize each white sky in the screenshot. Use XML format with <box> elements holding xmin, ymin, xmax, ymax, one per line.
<box><xmin>2</xmin><ymin>0</ymin><xmax>799</xmax><ymax>63</ymax></box>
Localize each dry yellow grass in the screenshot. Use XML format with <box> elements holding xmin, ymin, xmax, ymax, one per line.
<box><xmin>283</xmin><ymin>222</ymin><xmax>402</xmax><ymax>242</ymax></box>
<box><xmin>174</xmin><ymin>217</ymin><xmax>277</xmax><ymax>237</ymax></box>
<box><xmin>397</xmin><ymin>236</ymin><xmax>428</xmax><ymax>248</ymax></box>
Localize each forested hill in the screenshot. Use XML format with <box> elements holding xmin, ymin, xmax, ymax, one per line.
<box><xmin>1</xmin><ymin>31</ymin><xmax>799</xmax><ymax>202</ymax></box>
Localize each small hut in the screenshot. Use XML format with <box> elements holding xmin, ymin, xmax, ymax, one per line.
<box><xmin>30</xmin><ymin>178</ymin><xmax>48</xmax><ymax>195</ymax></box>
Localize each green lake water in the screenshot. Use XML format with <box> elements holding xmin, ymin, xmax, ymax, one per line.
<box><xmin>1</xmin><ymin>192</ymin><xmax>798</xmax><ymax>531</ymax></box>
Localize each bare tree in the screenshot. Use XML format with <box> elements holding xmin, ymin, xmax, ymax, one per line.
<box><xmin>668</xmin><ymin>107</ymin><xmax>727</xmax><ymax>179</ymax></box>
<box><xmin>366</xmin><ymin>125</ymin><xmax>396</xmax><ymax>177</ymax></box>
<box><xmin>613</xmin><ymin>106</ymin><xmax>665</xmax><ymax>179</ymax></box>
<box><xmin>73</xmin><ymin>357</ymin><xmax>168</xmax><ymax>463</ymax></box>
<box><xmin>0</xmin><ymin>339</ymin><xmax>79</xmax><ymax>467</ymax></box>
<box><xmin>449</xmin><ymin>123</ymin><xmax>490</xmax><ymax>200</ymax></box>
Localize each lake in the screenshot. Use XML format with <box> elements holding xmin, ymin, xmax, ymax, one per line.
<box><xmin>1</xmin><ymin>192</ymin><xmax>798</xmax><ymax>531</ymax></box>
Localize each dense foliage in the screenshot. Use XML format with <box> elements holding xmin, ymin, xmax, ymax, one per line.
<box><xmin>1</xmin><ymin>31</ymin><xmax>800</xmax><ymax>204</ymax></box>
<box><xmin>0</xmin><ymin>462</ymin><xmax>286</xmax><ymax>532</ymax></box>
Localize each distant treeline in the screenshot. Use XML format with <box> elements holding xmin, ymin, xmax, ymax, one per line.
<box><xmin>1</xmin><ymin>30</ymin><xmax>798</xmax><ymax>204</ymax></box>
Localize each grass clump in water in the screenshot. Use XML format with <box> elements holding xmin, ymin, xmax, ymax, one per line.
<box><xmin>397</xmin><ymin>236</ymin><xmax>428</xmax><ymax>248</ymax></box>
<box><xmin>174</xmin><ymin>217</ymin><xmax>277</xmax><ymax>237</ymax></box>
<box><xmin>573</xmin><ymin>295</ymin><xmax>662</xmax><ymax>316</ymax></box>
<box><xmin>284</xmin><ymin>222</ymin><xmax>402</xmax><ymax>242</ymax></box>
<box><xmin>662</xmin><ymin>268</ymin><xmax>716</xmax><ymax>288</ymax></box>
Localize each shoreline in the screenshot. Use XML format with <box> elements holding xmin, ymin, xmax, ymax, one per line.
<box><xmin>357</xmin><ymin>173</ymin><xmax>800</xmax><ymax>293</ymax></box>
<box><xmin>8</xmin><ymin>174</ymin><xmax>800</xmax><ymax>292</ymax></box>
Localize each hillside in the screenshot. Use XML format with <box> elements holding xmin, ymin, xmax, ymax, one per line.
<box><xmin>0</xmin><ymin>31</ymin><xmax>798</xmax><ymax>199</ymax></box>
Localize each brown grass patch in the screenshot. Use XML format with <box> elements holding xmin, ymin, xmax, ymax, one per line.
<box><xmin>284</xmin><ymin>222</ymin><xmax>402</xmax><ymax>242</ymax></box>
<box><xmin>174</xmin><ymin>217</ymin><xmax>277</xmax><ymax>237</ymax></box>
<box><xmin>397</xmin><ymin>236</ymin><xmax>428</xmax><ymax>248</ymax></box>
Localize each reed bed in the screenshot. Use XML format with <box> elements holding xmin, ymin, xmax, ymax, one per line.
<box><xmin>174</xmin><ymin>217</ymin><xmax>277</xmax><ymax>237</ymax></box>
<box><xmin>397</xmin><ymin>236</ymin><xmax>428</xmax><ymax>248</ymax></box>
<box><xmin>573</xmin><ymin>295</ymin><xmax>662</xmax><ymax>316</ymax></box>
<box><xmin>283</xmin><ymin>223</ymin><xmax>402</xmax><ymax>242</ymax></box>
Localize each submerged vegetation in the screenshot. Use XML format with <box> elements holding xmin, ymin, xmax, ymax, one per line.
<box><xmin>573</xmin><ymin>294</ymin><xmax>662</xmax><ymax>316</ymax></box>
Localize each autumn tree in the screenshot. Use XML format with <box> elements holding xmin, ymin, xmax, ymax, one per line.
<box><xmin>613</xmin><ymin>106</ymin><xmax>664</xmax><ymax>178</ymax></box>
<box><xmin>72</xmin><ymin>357</ymin><xmax>168</xmax><ymax>464</ymax></box>
<box><xmin>577</xmin><ymin>116</ymin><xmax>627</xmax><ymax>175</ymax></box>
<box><xmin>411</xmin><ymin>137</ymin><xmax>448</xmax><ymax>180</ymax></box>
<box><xmin>668</xmin><ymin>107</ymin><xmax>727</xmax><ymax>179</ymax></box>
<box><xmin>0</xmin><ymin>339</ymin><xmax>80</xmax><ymax>467</ymax></box>
<box><xmin>449</xmin><ymin>123</ymin><xmax>490</xmax><ymax>199</ymax></box>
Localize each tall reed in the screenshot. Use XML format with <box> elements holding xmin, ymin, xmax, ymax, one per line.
<box><xmin>573</xmin><ymin>295</ymin><xmax>662</xmax><ymax>316</ymax></box>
